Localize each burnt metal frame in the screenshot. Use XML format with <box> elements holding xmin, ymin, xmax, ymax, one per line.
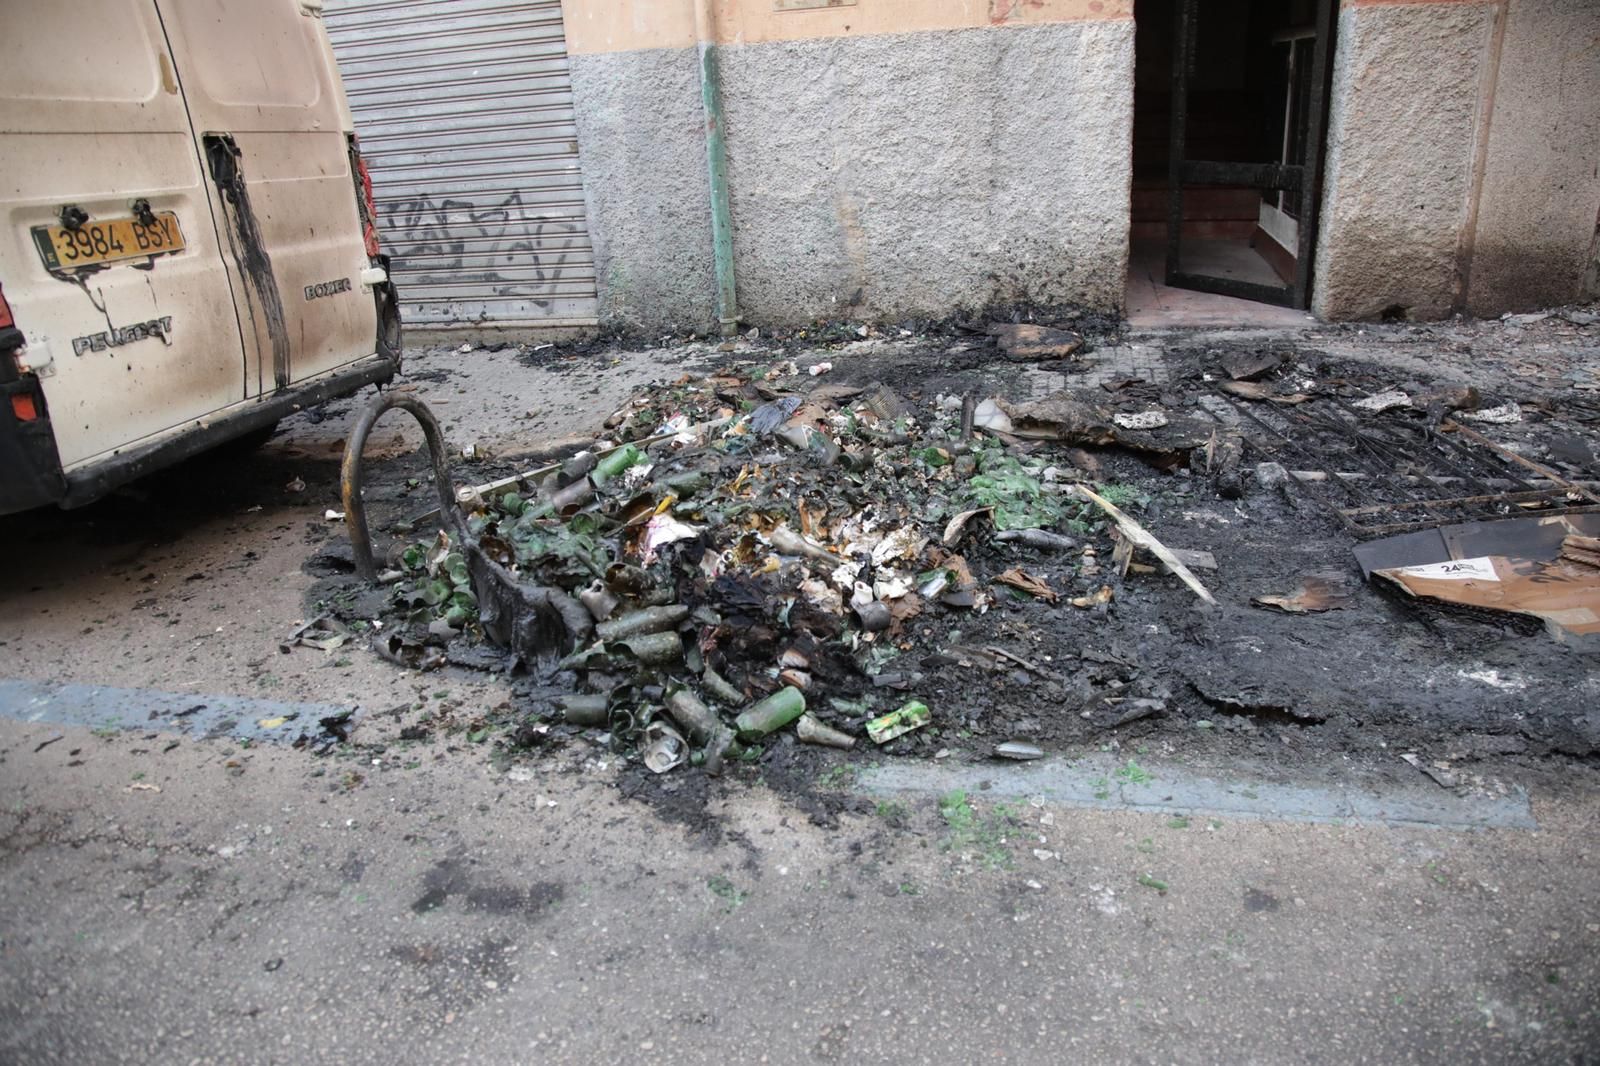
<box><xmin>341</xmin><ymin>390</ymin><xmax>463</xmax><ymax>582</ymax></box>
<box><xmin>1164</xmin><ymin>0</ymin><xmax>1336</xmax><ymax>309</ymax></box>
<box><xmin>1206</xmin><ymin>383</ymin><xmax>1600</xmax><ymax>537</ymax></box>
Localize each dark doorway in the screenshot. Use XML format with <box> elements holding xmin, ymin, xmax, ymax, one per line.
<box><xmin>1130</xmin><ymin>0</ymin><xmax>1335</xmax><ymax>311</ymax></box>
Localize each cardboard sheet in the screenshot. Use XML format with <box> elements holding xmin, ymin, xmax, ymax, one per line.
<box><xmin>1362</xmin><ymin>514</ymin><xmax>1600</xmax><ymax>638</ymax></box>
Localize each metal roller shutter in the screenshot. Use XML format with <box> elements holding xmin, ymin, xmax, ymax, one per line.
<box><xmin>323</xmin><ymin>0</ymin><xmax>597</xmax><ymax>327</ymax></box>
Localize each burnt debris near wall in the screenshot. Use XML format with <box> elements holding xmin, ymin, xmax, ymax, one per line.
<box><xmin>306</xmin><ymin>308</ymin><xmax>1600</xmax><ymax>814</ymax></box>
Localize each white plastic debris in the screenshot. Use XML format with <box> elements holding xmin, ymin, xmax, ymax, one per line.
<box><xmin>1353</xmin><ymin>389</ymin><xmax>1411</xmax><ymax>413</ymax></box>
<box><xmin>873</xmin><ymin>572</ymin><xmax>913</xmax><ymax>601</ymax></box>
<box><xmin>799</xmin><ymin>577</ymin><xmax>843</xmax><ymax>613</ymax></box>
<box><xmin>1460</xmin><ymin>401</ymin><xmax>1522</xmax><ymax>424</ymax></box>
<box><xmin>640</xmin><ymin>514</ymin><xmax>701</xmax><ymax>563</ymax></box>
<box><xmin>622</xmin><ymin>463</ymin><xmax>656</xmax><ymax>490</ymax></box>
<box><xmin>1113</xmin><ymin>410</ymin><xmax>1170</xmax><ymax>430</ymax></box>
<box><xmin>659</xmin><ymin>413</ymin><xmax>699</xmax><ymax>446</ymax></box>
<box><xmin>324</xmin><ymin>509</ymin><xmax>345</xmax><ymax>521</ymax></box>
<box><xmin>870</xmin><ymin>526</ymin><xmax>927</xmax><ymax>567</ymax></box>
<box><xmin>973</xmin><ymin>398</ymin><xmax>1013</xmax><ymax>433</ymax></box>
<box><xmin>808</xmin><ymin>362</ymin><xmax>833</xmax><ymax>377</ymax></box>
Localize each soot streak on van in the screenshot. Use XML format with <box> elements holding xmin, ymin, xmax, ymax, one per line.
<box><xmin>205</xmin><ymin>135</ymin><xmax>290</xmax><ymax>390</ymax></box>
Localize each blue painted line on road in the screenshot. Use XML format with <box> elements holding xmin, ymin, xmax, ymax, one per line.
<box><xmin>859</xmin><ymin>753</ymin><xmax>1537</xmax><ymax>831</ymax></box>
<box><xmin>0</xmin><ymin>678</ymin><xmax>357</xmax><ymax>745</ymax></box>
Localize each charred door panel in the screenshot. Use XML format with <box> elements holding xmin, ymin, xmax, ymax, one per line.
<box><xmin>0</xmin><ymin>0</ymin><xmax>249</xmax><ymax>469</ymax></box>
<box><xmin>156</xmin><ymin>0</ymin><xmax>375</xmax><ymax>393</ymax></box>
<box><xmin>204</xmin><ymin>135</ymin><xmax>290</xmax><ymax>391</ymax></box>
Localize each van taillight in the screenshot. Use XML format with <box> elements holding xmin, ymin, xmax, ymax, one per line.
<box><xmin>0</xmin><ymin>282</ymin><xmax>22</xmax><ymax>356</ymax></box>
<box><xmin>348</xmin><ymin>135</ymin><xmax>381</xmax><ymax>258</ymax></box>
<box><xmin>1</xmin><ymin>282</ymin><xmax>25</xmax><ymax>386</ymax></box>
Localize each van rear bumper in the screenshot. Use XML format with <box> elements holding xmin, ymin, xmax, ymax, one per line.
<box><xmin>60</xmin><ymin>354</ymin><xmax>399</xmax><ymax>509</ymax></box>
<box><xmin>0</xmin><ymin>354</ymin><xmax>398</xmax><ymax>515</ymax></box>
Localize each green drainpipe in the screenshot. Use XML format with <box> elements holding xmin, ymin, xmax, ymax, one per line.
<box><xmin>694</xmin><ymin>0</ymin><xmax>738</xmax><ymax>336</ymax></box>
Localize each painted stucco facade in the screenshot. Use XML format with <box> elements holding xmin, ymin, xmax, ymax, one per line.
<box><xmin>563</xmin><ymin>0</ymin><xmax>1134</xmax><ymax>330</ymax></box>
<box><xmin>1314</xmin><ymin>0</ymin><xmax>1600</xmax><ymax>319</ymax></box>
<box><xmin>561</xmin><ymin>0</ymin><xmax>1598</xmax><ymax>329</ymax></box>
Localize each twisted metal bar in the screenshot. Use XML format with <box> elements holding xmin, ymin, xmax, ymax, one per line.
<box><xmin>340</xmin><ymin>391</ymin><xmax>460</xmax><ymax>582</ymax></box>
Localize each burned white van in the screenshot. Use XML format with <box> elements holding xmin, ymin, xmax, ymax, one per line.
<box><xmin>0</xmin><ymin>0</ymin><xmax>402</xmax><ymax>514</ymax></box>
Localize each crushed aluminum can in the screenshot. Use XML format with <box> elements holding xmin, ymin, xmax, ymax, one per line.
<box><xmin>642</xmin><ymin>720</ymin><xmax>687</xmax><ymax>774</ymax></box>
<box><xmin>866</xmin><ymin>700</ymin><xmax>931</xmax><ymax>744</ymax></box>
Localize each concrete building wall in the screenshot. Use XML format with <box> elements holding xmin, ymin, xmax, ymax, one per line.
<box><xmin>1315</xmin><ymin>0</ymin><xmax>1600</xmax><ymax>320</ymax></box>
<box><xmin>1465</xmin><ymin>0</ymin><xmax>1600</xmax><ymax>314</ymax></box>
<box><xmin>566</xmin><ymin>0</ymin><xmax>1596</xmax><ymax>329</ymax></box>
<box><xmin>567</xmin><ymin>48</ymin><xmax>714</xmax><ymax>331</ymax></box>
<box><xmin>1313</xmin><ymin>0</ymin><xmax>1497</xmax><ymax>320</ymax></box>
<box><xmin>562</xmin><ymin>0</ymin><xmax>1134</xmax><ymax>330</ymax></box>
<box><xmin>719</xmin><ymin>21</ymin><xmax>1133</xmax><ymax>324</ymax></box>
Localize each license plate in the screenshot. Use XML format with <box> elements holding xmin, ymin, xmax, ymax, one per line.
<box><xmin>32</xmin><ymin>212</ymin><xmax>186</xmax><ymax>272</ymax></box>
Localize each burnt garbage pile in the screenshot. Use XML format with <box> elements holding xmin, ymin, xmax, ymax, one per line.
<box><xmin>367</xmin><ymin>362</ymin><xmax>1232</xmax><ymax>773</ymax></box>
<box><xmin>332</xmin><ymin>332</ymin><xmax>1600</xmax><ymax>775</ymax></box>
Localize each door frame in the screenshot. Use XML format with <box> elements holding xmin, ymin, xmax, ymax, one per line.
<box><xmin>1163</xmin><ymin>0</ymin><xmax>1336</xmax><ymax>309</ymax></box>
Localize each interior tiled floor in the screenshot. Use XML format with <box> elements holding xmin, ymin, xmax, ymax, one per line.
<box><xmin>1125</xmin><ymin>238</ymin><xmax>1318</xmax><ymax>329</ymax></box>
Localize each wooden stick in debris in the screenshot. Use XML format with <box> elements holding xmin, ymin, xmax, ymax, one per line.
<box><xmin>406</xmin><ymin>415</ymin><xmax>733</xmax><ymax>528</ymax></box>
<box><xmin>985</xmin><ymin>645</ymin><xmax>1067</xmax><ymax>684</ymax></box>
<box><xmin>1071</xmin><ymin>485</ymin><xmax>1217</xmax><ymax>605</ymax></box>
<box><xmin>1443</xmin><ymin>419</ymin><xmax>1600</xmax><ymax>505</ymax></box>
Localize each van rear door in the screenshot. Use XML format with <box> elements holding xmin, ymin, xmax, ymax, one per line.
<box><xmin>0</xmin><ymin>0</ymin><xmax>249</xmax><ymax>472</ymax></box>
<box><xmin>154</xmin><ymin>0</ymin><xmax>377</xmax><ymax>396</ymax></box>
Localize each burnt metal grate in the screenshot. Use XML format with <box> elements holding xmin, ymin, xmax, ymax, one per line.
<box><xmin>1205</xmin><ymin>388</ymin><xmax>1600</xmax><ymax>537</ymax></box>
